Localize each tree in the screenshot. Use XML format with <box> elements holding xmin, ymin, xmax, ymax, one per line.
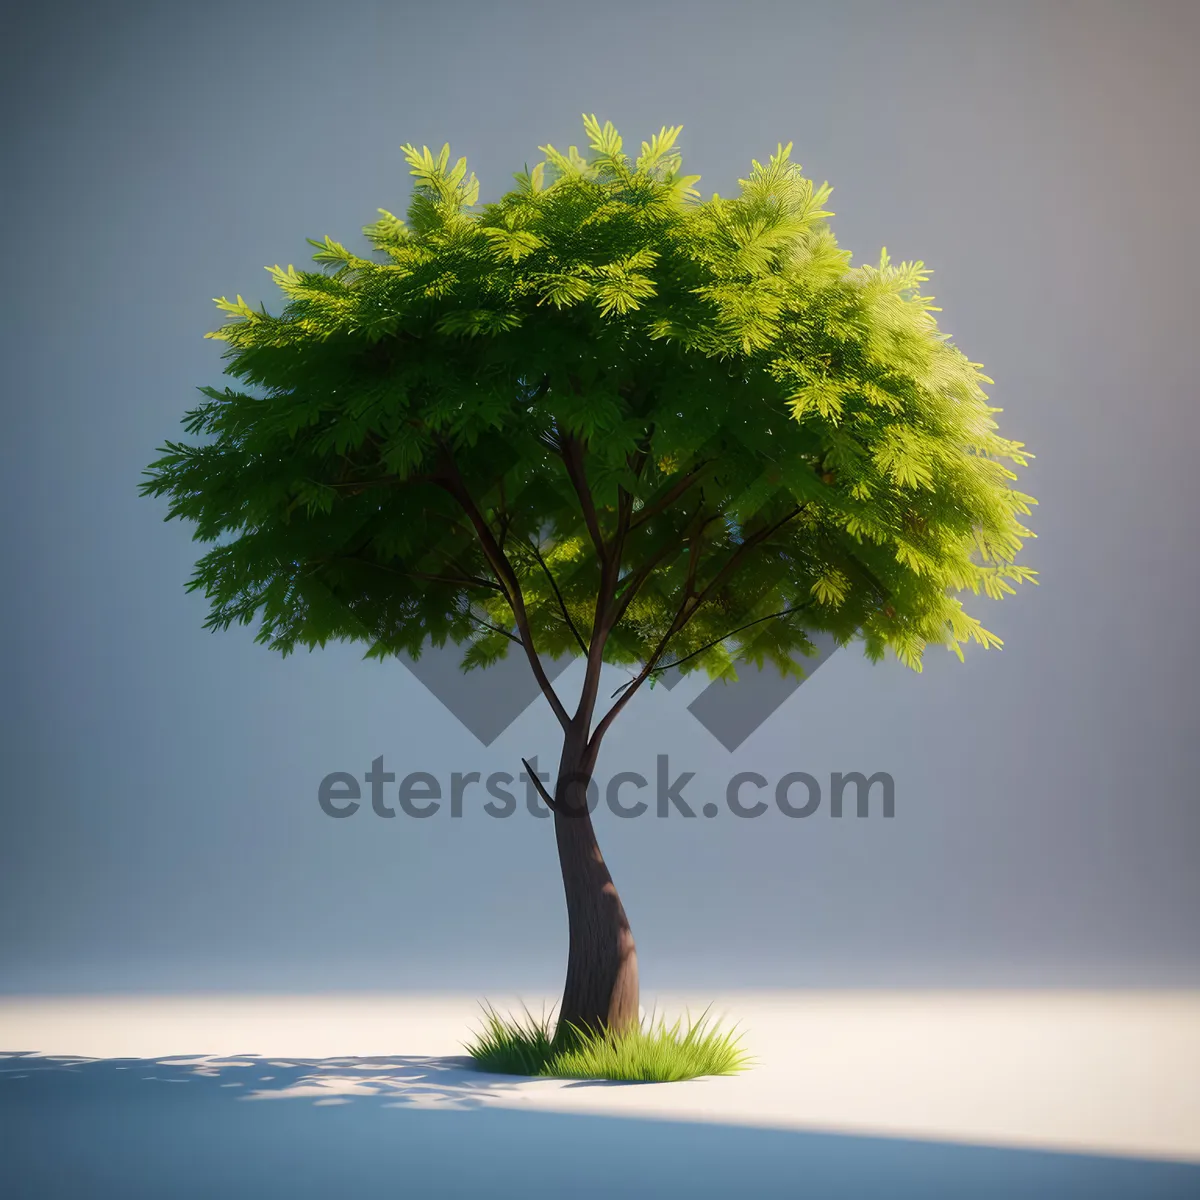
<box><xmin>140</xmin><ymin>115</ymin><xmax>1037</xmax><ymax>1041</ymax></box>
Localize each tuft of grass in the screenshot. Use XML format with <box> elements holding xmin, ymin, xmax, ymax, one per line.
<box><xmin>465</xmin><ymin>1003</ymin><xmax>558</xmax><ymax>1077</ymax></box>
<box><xmin>463</xmin><ymin>1002</ymin><xmax>752</xmax><ymax>1082</ymax></box>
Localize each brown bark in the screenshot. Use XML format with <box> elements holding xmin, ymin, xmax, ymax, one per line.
<box><xmin>550</xmin><ymin>735</ymin><xmax>638</xmax><ymax>1045</ymax></box>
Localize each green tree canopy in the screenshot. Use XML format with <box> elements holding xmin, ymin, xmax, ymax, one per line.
<box><xmin>142</xmin><ymin>115</ymin><xmax>1036</xmax><ymax>726</ymax></box>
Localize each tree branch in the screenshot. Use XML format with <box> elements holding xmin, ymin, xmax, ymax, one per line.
<box><xmin>588</xmin><ymin>504</ymin><xmax>807</xmax><ymax>752</ymax></box>
<box><xmin>608</xmin><ymin>601</ymin><xmax>816</xmax><ymax>697</ymax></box>
<box><xmin>565</xmin><ymin>428</ymin><xmax>656</xmax><ymax>732</ymax></box>
<box><xmin>520</xmin><ymin>757</ymin><xmax>563</xmax><ymax>814</ymax></box>
<box><xmin>628</xmin><ymin>459</ymin><xmax>713</xmax><ymax>531</ymax></box>
<box><xmin>466</xmin><ymin>612</ymin><xmax>523</xmax><ymax>646</ymax></box>
<box><xmin>495</xmin><ymin>476</ymin><xmax>511</xmax><ymax>552</ymax></box>
<box><xmin>607</xmin><ymin>506</ymin><xmax>716</xmax><ymax>630</ymax></box>
<box><xmin>513</xmin><ymin>539</ymin><xmax>590</xmax><ymax>658</ymax></box>
<box><xmin>610</xmin><ymin>424</ymin><xmax>654</xmax><ymax>579</ymax></box>
<box><xmin>434</xmin><ymin>439</ymin><xmax>572</xmax><ymax>731</ymax></box>
<box><xmin>559</xmin><ymin>430</ymin><xmax>608</xmax><ymax>566</ymax></box>
<box><xmin>308</xmin><ymin>553</ymin><xmax>501</xmax><ymax>595</ymax></box>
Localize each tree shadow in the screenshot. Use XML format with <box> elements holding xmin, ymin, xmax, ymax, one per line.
<box><xmin>1</xmin><ymin>1050</ymin><xmax>538</xmax><ymax>1111</ymax></box>
<box><xmin>2</xmin><ymin>1051</ymin><xmax>1197</xmax><ymax>1199</ymax></box>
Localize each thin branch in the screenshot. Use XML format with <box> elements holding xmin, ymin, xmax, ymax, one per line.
<box><xmin>628</xmin><ymin>459</ymin><xmax>713</xmax><ymax>531</ymax></box>
<box><xmin>610</xmin><ymin>424</ymin><xmax>654</xmax><ymax>577</ymax></box>
<box><xmin>608</xmin><ymin>507</ymin><xmax>716</xmax><ymax>629</ymax></box>
<box><xmin>520</xmin><ymin>757</ymin><xmax>563</xmax><ymax>814</ymax></box>
<box><xmin>325</xmin><ymin>477</ymin><xmax>404</xmax><ymax>492</ymax></box>
<box><xmin>309</xmin><ymin>553</ymin><xmax>501</xmax><ymax>595</ymax></box>
<box><xmin>466</xmin><ymin>612</ymin><xmax>523</xmax><ymax>646</ymax></box>
<box><xmin>588</xmin><ymin>504</ymin><xmax>808</xmax><ymax>753</ymax></box>
<box><xmin>840</xmin><ymin>547</ymin><xmax>893</xmax><ymax>607</ymax></box>
<box><xmin>495</xmin><ymin>476</ymin><xmax>511</xmax><ymax>552</ymax></box>
<box><xmin>514</xmin><ymin>539</ymin><xmax>590</xmax><ymax>657</ymax></box>
<box><xmin>609</xmin><ymin>602</ymin><xmax>816</xmax><ymax>697</ymax></box>
<box><xmin>570</xmin><ymin>426</ymin><xmax>664</xmax><ymax>732</ymax></box>
<box><xmin>546</xmin><ymin>418</ymin><xmax>624</xmax><ymax>731</ymax></box>
<box><xmin>567</xmin><ymin>428</ymin><xmax>655</xmax><ymax>731</ymax></box>
<box><xmin>559</xmin><ymin>430</ymin><xmax>607</xmax><ymax>565</ymax></box>
<box><xmin>434</xmin><ymin>438</ymin><xmax>572</xmax><ymax>731</ymax></box>
<box><xmin>404</xmin><ymin>568</ymin><xmax>498</xmax><ymax>591</ymax></box>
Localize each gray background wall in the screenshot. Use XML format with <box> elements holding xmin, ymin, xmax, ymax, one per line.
<box><xmin>3</xmin><ymin>0</ymin><xmax>1197</xmax><ymax>994</ymax></box>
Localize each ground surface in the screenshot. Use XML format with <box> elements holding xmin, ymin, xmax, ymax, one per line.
<box><xmin>2</xmin><ymin>990</ymin><xmax>1198</xmax><ymax>1198</ymax></box>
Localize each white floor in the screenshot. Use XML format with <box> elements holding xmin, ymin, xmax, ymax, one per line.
<box><xmin>4</xmin><ymin>989</ymin><xmax>1199</xmax><ymax>1164</ymax></box>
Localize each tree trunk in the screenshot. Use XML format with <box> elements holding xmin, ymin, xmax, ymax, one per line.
<box><xmin>551</xmin><ymin>734</ymin><xmax>639</xmax><ymax>1045</ymax></box>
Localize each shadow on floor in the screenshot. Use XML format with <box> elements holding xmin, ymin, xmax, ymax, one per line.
<box><xmin>2</xmin><ymin>1051</ymin><xmax>1197</xmax><ymax>1199</ymax></box>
